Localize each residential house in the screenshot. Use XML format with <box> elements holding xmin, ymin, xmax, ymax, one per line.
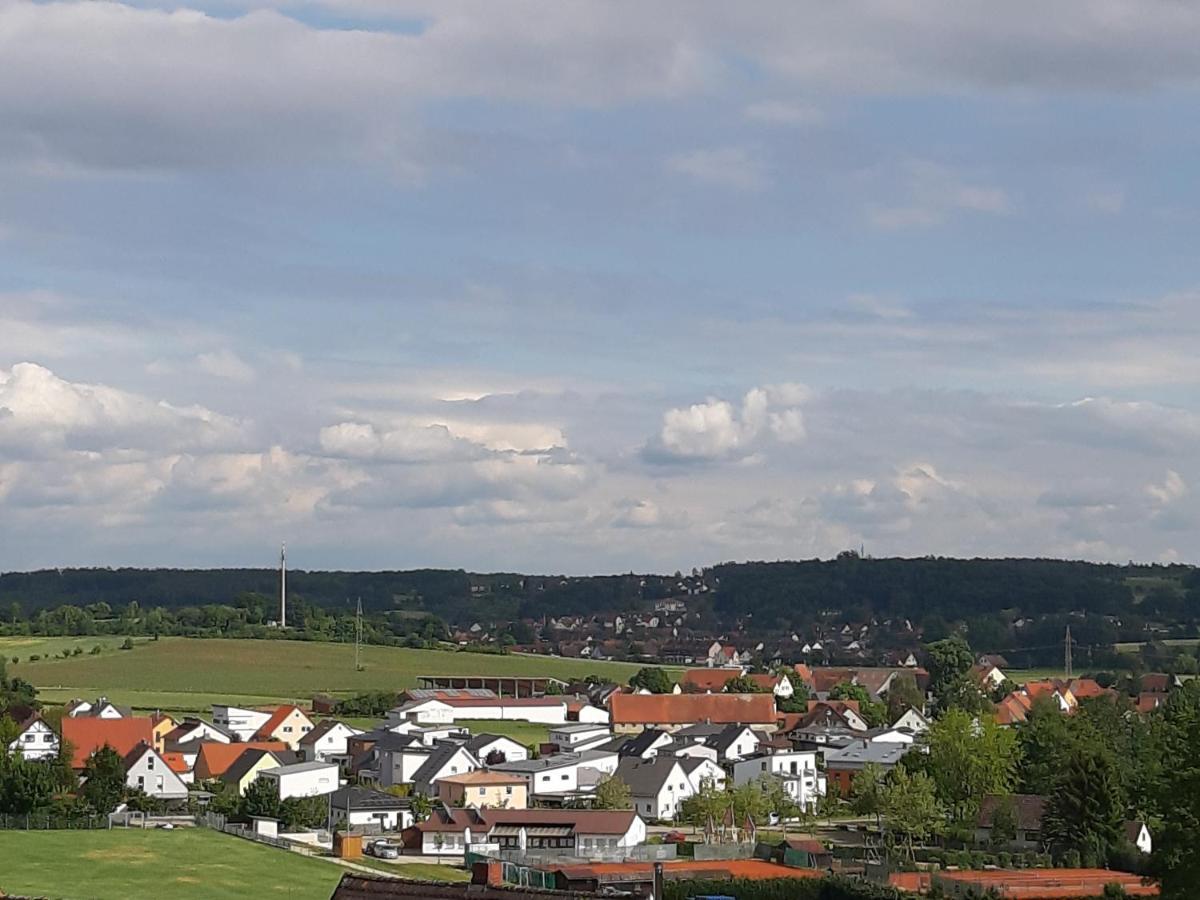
<box><xmin>675</xmin><ymin>756</ymin><xmax>726</xmax><ymax>795</ymax></box>
<box><xmin>731</xmin><ymin>750</ymin><xmax>825</xmax><ymax>812</ymax></box>
<box><xmin>411</xmin><ymin>743</ymin><xmax>479</xmax><ymax>796</ymax></box>
<box><xmin>61</xmin><ymin>716</ymin><xmax>155</xmax><ymax>770</ymax></box>
<box><xmin>798</xmin><ymin>701</ymin><xmax>869</xmax><ymax>733</ymax></box>
<box><xmin>413</xmin><ymin>807</ymin><xmax>645</xmax><ymax>857</ymax></box>
<box><xmin>796</xmin><ymin>666</ymin><xmax>929</xmax><ymax>701</ymax></box>
<box><xmin>387</xmin><ymin>699</ymin><xmax>456</xmax><ymax>727</ymax></box>
<box><xmin>969</xmin><ymin>663</ymin><xmax>1008</xmax><ymax>691</ymax></box>
<box><xmin>258</xmin><ymin>760</ymin><xmax>341</xmax><ymax>799</ymax></box>
<box><xmin>1126</xmin><ymin>820</ymin><xmax>1152</xmax><ymax>855</ymax></box>
<box><xmin>436</xmin><ymin>771</ymin><xmax>529</xmax><ymax>810</ymax></box>
<box><xmin>461</xmin><ymin>733</ymin><xmax>529</xmax><ymax>765</ymax></box>
<box><xmin>298</xmin><ymin>720</ymin><xmax>362</xmax><ymax>764</ymax></box>
<box><xmin>823</xmin><ymin>740</ymin><xmax>912</xmax><ymax>796</ymax></box>
<box><xmin>328</xmin><ymin>786</ymin><xmax>414</xmax><ymax>833</ymax></box>
<box><xmin>975</xmin><ymin>794</ymin><xmax>1047</xmax><ymax>850</ymax></box>
<box><xmin>614</xmin><ymin>756</ymin><xmax>693</xmax><ymax>822</ymax></box>
<box><xmin>8</xmin><ymin>715</ymin><xmax>59</xmax><ymax>761</ymax></box>
<box><xmin>123</xmin><ymin>742</ymin><xmax>189</xmax><ymax>802</ymax></box>
<box><xmin>610</xmin><ymin>693</ymin><xmax>777</xmax><ymax>734</ymax></box>
<box><xmin>679</xmin><ymin>668</ymin><xmax>744</xmax><ymax>694</ymax></box>
<box><xmin>163</xmin><ymin>718</ymin><xmax>232</xmax><ymax>746</ymax></box>
<box><xmin>547</xmin><ymin>724</ymin><xmax>611</xmax><ymax>752</ymax></box>
<box><xmin>193</xmin><ymin>741</ymin><xmax>289</xmax><ymax>781</ymax></box>
<box><xmin>212</xmin><ymin>705</ymin><xmax>273</xmax><ymax>741</ymax></box>
<box><xmin>491</xmin><ymin>749</ymin><xmax>619</xmax><ymax>802</ymax></box>
<box><xmin>221</xmin><ymin>748</ymin><xmax>289</xmax><ymax>796</ymax></box>
<box><xmin>253</xmin><ymin>705</ymin><xmax>315</xmax><ymax>750</ymax></box>
<box><xmin>65</xmin><ymin>697</ymin><xmax>130</xmax><ymax>719</ymax></box>
<box><xmin>747</xmin><ymin>673</ymin><xmax>795</xmax><ymax>699</ymax></box>
<box><xmin>891</xmin><ymin>708</ymin><xmax>930</xmax><ymax>734</ymax></box>
<box><xmin>599</xmin><ymin>728</ymin><xmax>673</xmax><ymax>760</ymax></box>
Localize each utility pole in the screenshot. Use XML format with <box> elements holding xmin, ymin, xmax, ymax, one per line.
<box><xmin>279</xmin><ymin>542</ymin><xmax>287</xmax><ymax>629</ymax></box>
<box><xmin>1064</xmin><ymin>625</ymin><xmax>1073</xmax><ymax>680</ymax></box>
<box><xmin>355</xmin><ymin>597</ymin><xmax>363</xmax><ymax>671</ymax></box>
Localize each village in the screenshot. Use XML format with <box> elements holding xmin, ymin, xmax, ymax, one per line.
<box><xmin>4</xmin><ymin>648</ymin><xmax>1176</xmax><ymax>899</ymax></box>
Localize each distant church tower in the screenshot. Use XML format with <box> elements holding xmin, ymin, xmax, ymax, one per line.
<box><xmin>279</xmin><ymin>542</ymin><xmax>287</xmax><ymax>629</ymax></box>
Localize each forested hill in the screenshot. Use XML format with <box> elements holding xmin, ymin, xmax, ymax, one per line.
<box><xmin>0</xmin><ymin>557</ymin><xmax>1195</xmax><ymax>632</ymax></box>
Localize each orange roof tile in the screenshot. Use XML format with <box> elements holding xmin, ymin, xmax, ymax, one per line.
<box><xmin>611</xmin><ymin>692</ymin><xmax>776</xmax><ymax>726</ymax></box>
<box><xmin>680</xmin><ymin>669</ymin><xmax>742</xmax><ymax>692</ymax></box>
<box><xmin>61</xmin><ymin>717</ymin><xmax>156</xmax><ymax>769</ymax></box>
<box><xmin>161</xmin><ymin>751</ymin><xmax>190</xmax><ymax>775</ymax></box>
<box><xmin>194</xmin><ymin>741</ymin><xmax>288</xmax><ymax>780</ymax></box>
<box><xmin>253</xmin><ymin>705</ymin><xmax>302</xmax><ymax>740</ymax></box>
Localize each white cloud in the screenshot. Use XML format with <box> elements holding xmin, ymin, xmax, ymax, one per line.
<box><xmin>1147</xmin><ymin>469</ymin><xmax>1188</xmax><ymax>505</ymax></box>
<box><xmin>647</xmin><ymin>384</ymin><xmax>806</xmax><ymax>462</ymax></box>
<box><xmin>196</xmin><ymin>349</ymin><xmax>256</xmax><ymax>382</ymax></box>
<box><xmin>666</xmin><ymin>146</ymin><xmax>768</xmax><ymax>191</ymax></box>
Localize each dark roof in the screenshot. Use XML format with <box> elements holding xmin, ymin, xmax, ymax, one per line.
<box><xmin>330</xmin><ymin>786</ymin><xmax>412</xmax><ymax>812</ymax></box>
<box><xmin>121</xmin><ymin>741</ymin><xmax>156</xmax><ymax>769</ymax></box>
<box><xmin>613</xmin><ymin>756</ymin><xmax>683</xmax><ymax>796</ymax></box>
<box><xmin>417</xmin><ymin>806</ymin><xmax>638</xmax><ymax>836</ymax></box>
<box><xmin>300</xmin><ymin>719</ymin><xmax>351</xmax><ymax>746</ymax></box>
<box><xmin>977</xmin><ymin>794</ymin><xmax>1047</xmax><ymax>831</ymax></box>
<box><xmin>618</xmin><ymin>728</ymin><xmax>668</xmax><ymax>758</ymax></box>
<box><xmin>221</xmin><ymin>748</ymin><xmax>281</xmax><ymax>785</ymax></box>
<box><xmin>411</xmin><ymin>743</ymin><xmax>471</xmax><ymax>788</ymax></box>
<box><xmin>704</xmin><ymin>724</ymin><xmax>755</xmax><ymax>754</ymax></box>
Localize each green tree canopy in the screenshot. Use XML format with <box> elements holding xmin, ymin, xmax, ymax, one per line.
<box><xmin>594</xmin><ymin>776</ymin><xmax>633</xmax><ymax>810</ymax></box>
<box><xmin>629</xmin><ymin>667</ymin><xmax>675</xmax><ymax>694</ymax></box>
<box><xmin>1043</xmin><ymin>746</ymin><xmax>1124</xmax><ymax>868</ymax></box>
<box><xmin>80</xmin><ymin>745</ymin><xmax>127</xmax><ymax>815</ymax></box>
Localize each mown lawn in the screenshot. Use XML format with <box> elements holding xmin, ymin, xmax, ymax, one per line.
<box><xmin>0</xmin><ymin>635</ymin><xmax>146</xmax><ymax>664</ymax></box>
<box><xmin>454</xmin><ymin>719</ymin><xmax>551</xmax><ymax>748</ymax></box>
<box><xmin>0</xmin><ymin>827</ymin><xmax>343</xmax><ymax>900</ymax></box>
<box><xmin>10</xmin><ymin>637</ymin><xmax>651</xmax><ymax>709</ymax></box>
<box><xmin>351</xmin><ymin>859</ymin><xmax>472</xmax><ymax>882</ymax></box>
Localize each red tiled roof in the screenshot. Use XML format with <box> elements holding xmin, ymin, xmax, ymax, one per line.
<box><xmin>194</xmin><ymin>741</ymin><xmax>288</xmax><ymax>779</ymax></box>
<box><xmin>254</xmin><ymin>705</ymin><xmax>302</xmax><ymax>740</ymax></box>
<box><xmin>61</xmin><ymin>717</ymin><xmax>155</xmax><ymax>769</ymax></box>
<box><xmin>680</xmin><ymin>669</ymin><xmax>741</xmax><ymax>692</ymax></box>
<box><xmin>161</xmin><ymin>751</ymin><xmax>190</xmax><ymax>775</ymax></box>
<box><xmin>611</xmin><ymin>692</ymin><xmax>776</xmax><ymax>726</ymax></box>
<box><xmin>1065</xmin><ymin>679</ymin><xmax>1112</xmax><ymax>701</ymax></box>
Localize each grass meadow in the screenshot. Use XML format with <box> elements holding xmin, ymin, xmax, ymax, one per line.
<box><xmin>6</xmin><ymin>636</ymin><xmax>653</xmax><ymax>712</ymax></box>
<box><xmin>0</xmin><ymin>828</ymin><xmax>344</xmax><ymax>900</ymax></box>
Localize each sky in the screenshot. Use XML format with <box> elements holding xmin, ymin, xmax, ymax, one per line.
<box><xmin>0</xmin><ymin>0</ymin><xmax>1198</xmax><ymax>574</ymax></box>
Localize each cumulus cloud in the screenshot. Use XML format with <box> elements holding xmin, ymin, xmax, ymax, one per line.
<box><xmin>0</xmin><ymin>362</ymin><xmax>248</xmax><ymax>455</ymax></box>
<box><xmin>645</xmin><ymin>383</ymin><xmax>807</xmax><ymax>463</ymax></box>
<box><xmin>196</xmin><ymin>350</ymin><xmax>255</xmax><ymax>382</ymax></box>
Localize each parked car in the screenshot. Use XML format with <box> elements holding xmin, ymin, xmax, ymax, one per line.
<box><xmin>663</xmin><ymin>831</ymin><xmax>688</xmax><ymax>844</ymax></box>
<box><xmin>366</xmin><ymin>840</ymin><xmax>400</xmax><ymax>860</ymax></box>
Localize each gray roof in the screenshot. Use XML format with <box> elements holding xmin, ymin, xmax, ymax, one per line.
<box><xmin>330</xmin><ymin>786</ymin><xmax>413</xmax><ymax>812</ymax></box>
<box><xmin>617</xmin><ymin>728</ymin><xmax>668</xmax><ymax>758</ymax></box>
<box><xmin>824</xmin><ymin>740</ymin><xmax>911</xmax><ymax>770</ymax></box>
<box><xmin>674</xmin><ymin>722</ymin><xmax>726</xmax><ymax>739</ymax></box>
<box><xmin>550</xmin><ymin>723</ymin><xmax>610</xmax><ymax>734</ymax></box>
<box><xmin>222</xmin><ymin>749</ymin><xmax>281</xmax><ymax>785</ymax></box>
<box><xmin>613</xmin><ymin>756</ymin><xmax>684</xmax><ymax>796</ymax></box>
<box><xmin>260</xmin><ymin>760</ymin><xmax>341</xmax><ymax>776</ymax></box>
<box><xmin>491</xmin><ymin>748</ymin><xmax>614</xmax><ymax>774</ymax></box>
<box><xmin>300</xmin><ymin>719</ymin><xmax>354</xmax><ymax>746</ymax></box>
<box><xmin>704</xmin><ymin>724</ymin><xmax>755</xmax><ymax>754</ymax></box>
<box><xmin>462</xmin><ymin>733</ymin><xmax>524</xmax><ymax>756</ymax></box>
<box><xmin>411</xmin><ymin>743</ymin><xmax>471</xmax><ymax>788</ymax></box>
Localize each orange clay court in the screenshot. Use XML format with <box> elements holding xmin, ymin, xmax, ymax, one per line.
<box><xmin>553</xmin><ymin>860</ymin><xmax>823</xmax><ymax>882</ymax></box>
<box><xmin>929</xmin><ymin>868</ymin><xmax>1157</xmax><ymax>898</ymax></box>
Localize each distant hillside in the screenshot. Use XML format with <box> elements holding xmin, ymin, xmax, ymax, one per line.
<box><xmin>0</xmin><ymin>557</ymin><xmax>1195</xmax><ymax>636</ymax></box>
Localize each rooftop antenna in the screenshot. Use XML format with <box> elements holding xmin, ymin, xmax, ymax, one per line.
<box><xmin>279</xmin><ymin>542</ymin><xmax>287</xmax><ymax>629</ymax></box>
<box><xmin>355</xmin><ymin>597</ymin><xmax>363</xmax><ymax>672</ymax></box>
<box><xmin>1064</xmin><ymin>625</ymin><xmax>1073</xmax><ymax>680</ymax></box>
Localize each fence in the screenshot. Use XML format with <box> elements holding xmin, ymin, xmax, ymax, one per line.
<box><xmin>693</xmin><ymin>841</ymin><xmax>756</xmax><ymax>861</ymax></box>
<box><xmin>195</xmin><ymin>811</ymin><xmax>325</xmax><ymax>858</ymax></box>
<box><xmin>0</xmin><ymin>813</ymin><xmax>109</xmax><ymax>830</ymax></box>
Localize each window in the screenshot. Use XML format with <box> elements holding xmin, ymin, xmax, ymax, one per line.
<box><xmin>479</xmin><ymin>787</ymin><xmax>487</xmax><ymax>796</ymax></box>
<box><xmin>137</xmin><ymin>776</ymin><xmax>145</xmax><ymax>789</ymax></box>
<box><xmin>542</xmin><ymin>775</ymin><xmax>551</xmax><ymax>782</ymax></box>
<box><xmin>561</xmin><ymin>774</ymin><xmax>569</xmax><ymax>781</ymax></box>
<box><xmin>761</xmin><ymin>762</ymin><xmax>767</xmax><ymax>771</ymax></box>
<box><xmin>284</xmin><ymin>726</ymin><xmax>293</xmax><ymax>733</ymax></box>
<box><xmin>790</xmin><ymin>761</ymin><xmax>798</xmax><ymax>774</ymax></box>
<box><xmin>23</xmin><ymin>734</ymin><xmax>33</xmax><ymax>743</ymax></box>
<box><xmin>505</xmin><ymin>787</ymin><xmax>513</xmax><ymax>795</ymax></box>
<box><xmin>147</xmin><ymin>756</ymin><xmax>155</xmax><ymax>770</ymax></box>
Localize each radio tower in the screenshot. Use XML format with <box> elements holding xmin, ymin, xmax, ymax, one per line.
<box><xmin>355</xmin><ymin>597</ymin><xmax>363</xmax><ymax>671</ymax></box>
<box><xmin>279</xmin><ymin>542</ymin><xmax>287</xmax><ymax>629</ymax></box>
<box><xmin>1064</xmin><ymin>625</ymin><xmax>1073</xmax><ymax>680</ymax></box>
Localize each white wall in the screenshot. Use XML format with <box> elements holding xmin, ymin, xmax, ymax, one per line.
<box><xmin>422</xmin><ymin>831</ymin><xmax>469</xmax><ymax>855</ymax></box>
<box><xmin>337</xmin><ymin>808</ymin><xmax>414</xmax><ymax>831</ymax></box>
<box><xmin>577</xmin><ymin>706</ymin><xmax>610</xmax><ymax>724</ymax></box>
<box><xmin>10</xmin><ymin>721</ymin><xmax>59</xmax><ymax>761</ymax></box>
<box><xmin>267</xmin><ymin>765</ymin><xmax>340</xmax><ymax>799</ymax></box>
<box><xmin>213</xmin><ymin>705</ymin><xmax>271</xmax><ymax>741</ymax></box>
<box><xmin>126</xmin><ymin>750</ymin><xmax>189</xmax><ymax>800</ymax></box>
<box><xmin>445</xmin><ymin>702</ymin><xmax>568</xmax><ymax>724</ymax></box>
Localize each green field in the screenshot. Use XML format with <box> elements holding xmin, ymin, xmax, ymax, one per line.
<box><xmin>455</xmin><ymin>719</ymin><xmax>552</xmax><ymax>747</ymax></box>
<box><xmin>6</xmin><ymin>637</ymin><xmax>650</xmax><ymax>711</ymax></box>
<box><xmin>0</xmin><ymin>634</ymin><xmax>146</xmax><ymax>663</ymax></box>
<box><xmin>0</xmin><ymin>828</ymin><xmax>344</xmax><ymax>900</ymax></box>
<box><xmin>352</xmin><ymin>860</ymin><xmax>472</xmax><ymax>882</ymax></box>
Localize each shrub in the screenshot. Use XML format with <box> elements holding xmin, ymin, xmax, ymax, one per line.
<box><xmin>90</xmin><ymin>646</ymin><xmax>102</xmax><ymax>655</ymax></box>
<box><xmin>1061</xmin><ymin>848</ymin><xmax>1082</xmax><ymax>869</ymax></box>
<box><xmin>997</xmin><ymin>852</ymin><xmax>1012</xmax><ymax>868</ymax></box>
<box><xmin>29</xmin><ymin>654</ymin><xmax>40</xmax><ymax>662</ymax></box>
<box><xmin>120</xmin><ymin>638</ymin><xmax>134</xmax><ymax>650</ymax></box>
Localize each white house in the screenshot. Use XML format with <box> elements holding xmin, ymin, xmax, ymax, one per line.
<box><xmin>576</xmin><ymin>704</ymin><xmax>611</xmax><ymax>724</ymax></box>
<box><xmin>731</xmin><ymin>750</ymin><xmax>825</xmax><ymax>812</ymax></box>
<box><xmin>1126</xmin><ymin>821</ymin><xmax>1152</xmax><ymax>855</ymax></box>
<box><xmin>212</xmin><ymin>704</ymin><xmax>272</xmax><ymax>741</ymax></box>
<box><xmin>166</xmin><ymin>718</ymin><xmax>231</xmax><ymax>745</ymax></box>
<box><xmin>417</xmin><ymin>807</ymin><xmax>645</xmax><ymax>857</ymax></box>
<box><xmin>66</xmin><ymin>698</ymin><xmax>126</xmax><ymax>719</ymax></box>
<box><xmin>677</xmin><ymin>756</ymin><xmax>726</xmax><ymax>795</ymax></box>
<box><xmin>549</xmin><ymin>724</ymin><xmax>611</xmax><ymax>751</ymax></box>
<box><xmin>492</xmin><ymin>749</ymin><xmax>619</xmax><ymax>800</ymax></box>
<box><xmin>891</xmin><ymin>708</ymin><xmax>929</xmax><ymax>734</ymax></box>
<box><xmin>9</xmin><ymin>716</ymin><xmax>59</xmax><ymax>761</ymax></box>
<box><xmin>387</xmin><ymin>699</ymin><xmax>455</xmax><ymax>727</ymax></box>
<box><xmin>411</xmin><ymin>744</ymin><xmax>479</xmax><ymax>796</ymax></box>
<box><xmin>328</xmin><ymin>786</ymin><xmax>414</xmax><ymax>832</ymax></box>
<box><xmin>258</xmin><ymin>760</ymin><xmax>341</xmax><ymax>799</ymax></box>
<box><xmin>123</xmin><ymin>744</ymin><xmax>189</xmax><ymax>801</ymax></box>
<box><xmin>463</xmin><ymin>733</ymin><xmax>529</xmax><ymax>765</ymax></box>
<box><xmin>299</xmin><ymin>721</ymin><xmax>362</xmax><ymax>764</ymax></box>
<box><xmin>615</xmin><ymin>756</ymin><xmax>693</xmax><ymax>821</ymax></box>
<box><xmin>253</xmin><ymin>705</ymin><xmax>315</xmax><ymax>750</ymax></box>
